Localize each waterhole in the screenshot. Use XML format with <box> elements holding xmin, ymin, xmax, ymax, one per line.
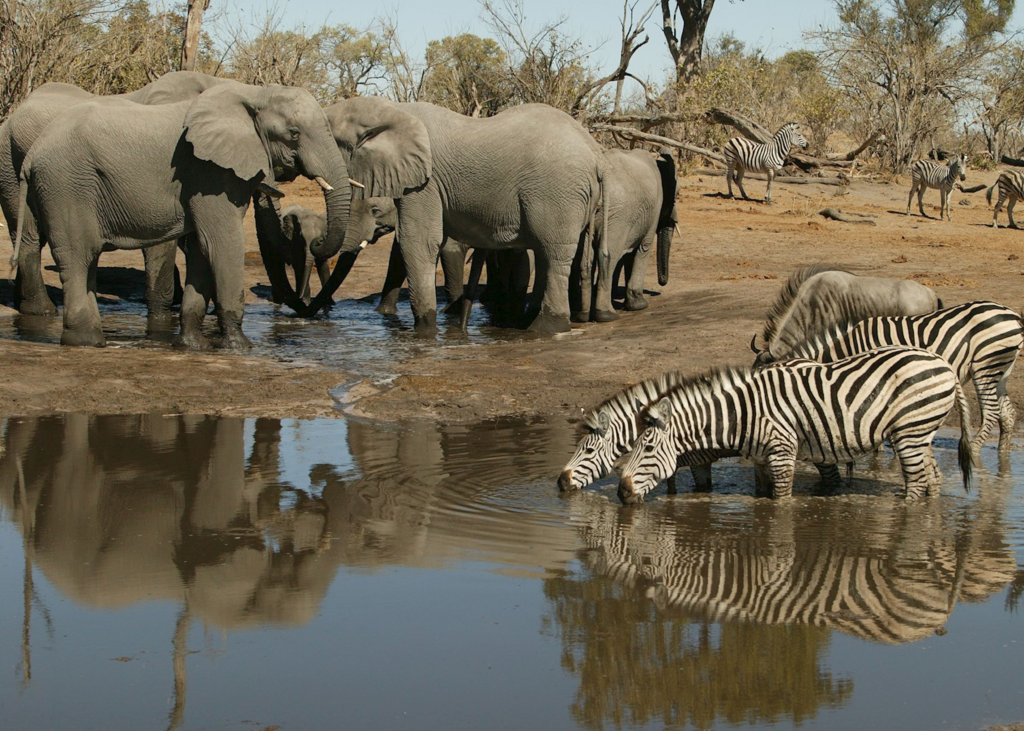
<box><xmin>0</xmin><ymin>414</ymin><xmax>1022</xmax><ymax>730</ymax></box>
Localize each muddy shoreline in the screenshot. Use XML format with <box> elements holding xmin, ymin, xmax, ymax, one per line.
<box><xmin>1</xmin><ymin>174</ymin><xmax>1023</xmax><ymax>424</ymax></box>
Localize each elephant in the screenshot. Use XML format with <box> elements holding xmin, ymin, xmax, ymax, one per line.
<box><xmin>0</xmin><ymin>71</ymin><xmax>231</xmax><ymax>317</ymax></box>
<box><xmin>579</xmin><ymin>147</ymin><xmax>677</xmax><ymax>322</ymax></box>
<box><xmin>15</xmin><ymin>82</ymin><xmax>353</xmax><ymax>348</ymax></box>
<box><xmin>256</xmin><ymin>195</ymin><xmax>397</xmax><ymax>306</ymax></box>
<box><xmin>304</xmin><ymin>98</ymin><xmax>606</xmax><ymax>334</ymax></box>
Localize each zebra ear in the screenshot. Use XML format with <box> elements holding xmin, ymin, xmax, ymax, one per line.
<box><xmin>597</xmin><ymin>410</ymin><xmax>611</xmax><ymax>434</ymax></box>
<box><xmin>647</xmin><ymin>398</ymin><xmax>672</xmax><ymax>430</ymax></box>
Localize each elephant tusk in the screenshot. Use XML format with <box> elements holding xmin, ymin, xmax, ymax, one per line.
<box><xmin>348</xmin><ymin>178</ymin><xmax>365</xmax><ymax>189</ymax></box>
<box><xmin>359</xmin><ymin>240</ymin><xmax>369</xmax><ymax>249</ymax></box>
<box><xmin>257</xmin><ymin>181</ymin><xmax>285</xmax><ymax>199</ymax></box>
<box><xmin>313</xmin><ymin>176</ymin><xmax>334</xmax><ymax>192</ymax></box>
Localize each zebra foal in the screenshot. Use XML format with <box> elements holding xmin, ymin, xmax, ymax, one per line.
<box><xmin>767</xmin><ymin>301</ymin><xmax>1024</xmax><ymax>456</ymax></box>
<box><xmin>723</xmin><ymin>122</ymin><xmax>808</xmax><ymax>205</ymax></box>
<box><xmin>987</xmin><ymin>169</ymin><xmax>1024</xmax><ymax>228</ymax></box>
<box><xmin>906</xmin><ymin>155</ymin><xmax>966</xmax><ymax>221</ymax></box>
<box><xmin>617</xmin><ymin>347</ymin><xmax>971</xmax><ymax>504</ymax></box>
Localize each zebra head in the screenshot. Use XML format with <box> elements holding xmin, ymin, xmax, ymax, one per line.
<box><xmin>617</xmin><ymin>398</ymin><xmax>678</xmax><ymax>505</ymax></box>
<box><xmin>779</xmin><ymin>122</ymin><xmax>808</xmax><ymax>151</ymax></box>
<box><xmin>559</xmin><ymin>409</ymin><xmax>615</xmax><ymax>491</ymax></box>
<box><xmin>951</xmin><ymin>153</ymin><xmax>967</xmax><ymax>181</ymax></box>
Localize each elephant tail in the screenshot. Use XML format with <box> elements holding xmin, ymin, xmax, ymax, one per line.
<box><xmin>10</xmin><ymin>174</ymin><xmax>29</xmax><ymax>275</ymax></box>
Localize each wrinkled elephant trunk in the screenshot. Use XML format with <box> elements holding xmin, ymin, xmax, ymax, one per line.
<box><xmin>656</xmin><ymin>224</ymin><xmax>672</xmax><ymax>287</ymax></box>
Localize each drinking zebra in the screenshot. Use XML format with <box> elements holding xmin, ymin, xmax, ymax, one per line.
<box><xmin>906</xmin><ymin>154</ymin><xmax>966</xmax><ymax>221</ymax></box>
<box><xmin>723</xmin><ymin>122</ymin><xmax>808</xmax><ymax>205</ymax></box>
<box><xmin>987</xmin><ymin>169</ymin><xmax>1024</xmax><ymax>228</ymax></box>
<box><xmin>558</xmin><ymin>372</ymin><xmax>842</xmax><ymax>493</ymax></box>
<box><xmin>756</xmin><ymin>301</ymin><xmax>1023</xmax><ymax>456</ymax></box>
<box><xmin>617</xmin><ymin>347</ymin><xmax>971</xmax><ymax>504</ymax></box>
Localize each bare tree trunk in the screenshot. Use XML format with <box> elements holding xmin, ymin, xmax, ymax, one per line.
<box><xmin>660</xmin><ymin>0</ymin><xmax>717</xmax><ymax>86</ymax></box>
<box><xmin>180</xmin><ymin>0</ymin><xmax>209</xmax><ymax>72</ymax></box>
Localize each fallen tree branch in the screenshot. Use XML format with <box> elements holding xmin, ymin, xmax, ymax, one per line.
<box><xmin>1000</xmin><ymin>154</ymin><xmax>1024</xmax><ymax>167</ymax></box>
<box><xmin>957</xmin><ymin>183</ymin><xmax>987</xmax><ymax>193</ymax></box>
<box><xmin>829</xmin><ymin>131</ymin><xmax>886</xmax><ymax>162</ymax></box>
<box><xmin>819</xmin><ymin>207</ymin><xmax>876</xmax><ymax>224</ymax></box>
<box><xmin>696</xmin><ymin>169</ymin><xmax>848</xmax><ymax>186</ymax></box>
<box><xmin>592</xmin><ymin>124</ymin><xmax>726</xmax><ymax>164</ymax></box>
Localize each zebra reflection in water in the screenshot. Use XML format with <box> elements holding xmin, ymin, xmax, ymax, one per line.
<box><xmin>568</xmin><ymin>492</ymin><xmax>1017</xmax><ymax>645</ymax></box>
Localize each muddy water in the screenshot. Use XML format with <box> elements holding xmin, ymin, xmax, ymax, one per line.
<box><xmin>0</xmin><ymin>415</ymin><xmax>1022</xmax><ymax>730</ymax></box>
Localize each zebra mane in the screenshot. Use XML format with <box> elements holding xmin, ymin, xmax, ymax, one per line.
<box><xmin>761</xmin><ymin>265</ymin><xmax>849</xmax><ymax>346</ymax></box>
<box><xmin>652</xmin><ymin>367</ymin><xmax>753</xmax><ymax>415</ymax></box>
<box><xmin>774</xmin><ymin>121</ymin><xmax>801</xmax><ymax>139</ymax></box>
<box><xmin>583</xmin><ymin>371</ymin><xmax>689</xmax><ymax>431</ymax></box>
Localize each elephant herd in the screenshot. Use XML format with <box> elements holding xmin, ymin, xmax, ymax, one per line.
<box><xmin>0</xmin><ymin>71</ymin><xmax>679</xmax><ymax>348</ymax></box>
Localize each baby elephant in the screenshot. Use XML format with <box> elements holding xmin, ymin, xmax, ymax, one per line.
<box><xmin>257</xmin><ymin>196</ymin><xmax>396</xmax><ymax>305</ymax></box>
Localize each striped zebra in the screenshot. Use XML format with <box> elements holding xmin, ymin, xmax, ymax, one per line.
<box><xmin>987</xmin><ymin>169</ymin><xmax>1024</xmax><ymax>228</ymax></box>
<box><xmin>723</xmin><ymin>122</ymin><xmax>808</xmax><ymax>205</ymax></box>
<box><xmin>558</xmin><ymin>372</ymin><xmax>842</xmax><ymax>493</ymax></box>
<box><xmin>766</xmin><ymin>301</ymin><xmax>1024</xmax><ymax>456</ymax></box>
<box><xmin>906</xmin><ymin>154</ymin><xmax>966</xmax><ymax>221</ymax></box>
<box><xmin>617</xmin><ymin>347</ymin><xmax>971</xmax><ymax>504</ymax></box>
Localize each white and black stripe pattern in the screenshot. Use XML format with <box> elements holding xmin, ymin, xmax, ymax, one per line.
<box><xmin>723</xmin><ymin>122</ymin><xmax>808</xmax><ymax>205</ymax></box>
<box><xmin>558</xmin><ymin>372</ymin><xmax>731</xmax><ymax>492</ymax></box>
<box><xmin>906</xmin><ymin>155</ymin><xmax>966</xmax><ymax>221</ymax></box>
<box><xmin>618</xmin><ymin>347</ymin><xmax>971</xmax><ymax>503</ymax></box>
<box><xmin>558</xmin><ymin>372</ymin><xmax>841</xmax><ymax>493</ymax></box>
<box><xmin>987</xmin><ymin>169</ymin><xmax>1024</xmax><ymax>228</ymax></box>
<box><xmin>777</xmin><ymin>301</ymin><xmax>1022</xmax><ymax>456</ymax></box>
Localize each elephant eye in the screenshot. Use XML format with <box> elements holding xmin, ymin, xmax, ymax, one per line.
<box><xmin>288</xmin><ymin>127</ymin><xmax>300</xmax><ymax>141</ymax></box>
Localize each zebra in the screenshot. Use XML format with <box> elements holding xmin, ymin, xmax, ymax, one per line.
<box><xmin>558</xmin><ymin>372</ymin><xmax>843</xmax><ymax>494</ymax></box>
<box><xmin>906</xmin><ymin>154</ymin><xmax>966</xmax><ymax>221</ymax></box>
<box><xmin>723</xmin><ymin>122</ymin><xmax>808</xmax><ymax>205</ymax></box>
<box><xmin>762</xmin><ymin>301</ymin><xmax>1024</xmax><ymax>456</ymax></box>
<box><xmin>617</xmin><ymin>347</ymin><xmax>972</xmax><ymax>504</ymax></box>
<box><xmin>986</xmin><ymin>169</ymin><xmax>1024</xmax><ymax>228</ymax></box>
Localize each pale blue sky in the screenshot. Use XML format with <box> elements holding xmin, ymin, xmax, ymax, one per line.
<box><xmin>218</xmin><ymin>1</ymin><xmax>1024</xmax><ymax>85</ymax></box>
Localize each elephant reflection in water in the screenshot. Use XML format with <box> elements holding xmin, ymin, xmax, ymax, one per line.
<box><xmin>547</xmin><ymin>492</ymin><xmax>1017</xmax><ymax>729</ymax></box>
<box><xmin>0</xmin><ymin>414</ymin><xmax>336</xmax><ymax>628</ymax></box>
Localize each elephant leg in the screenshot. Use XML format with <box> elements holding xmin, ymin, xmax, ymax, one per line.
<box><xmin>593</xmin><ymin>229</ymin><xmax>619</xmax><ymax>324</ymax></box>
<box><xmin>439</xmin><ymin>241</ymin><xmax>466</xmax><ymax>315</ymax></box>
<box><xmin>143</xmin><ymin>240</ymin><xmax>179</xmax><ymax>318</ymax></box>
<box><xmin>461</xmin><ymin>249</ymin><xmax>486</xmax><ymax>331</ymax></box>
<box><xmin>626</xmin><ymin>233</ymin><xmax>654</xmax><ymax>311</ymax></box>
<box><xmin>525</xmin><ymin>251</ymin><xmax>545</xmax><ymax>325</ymax></box>
<box><xmin>205</xmin><ymin>225</ymin><xmax>251</xmax><ymax>350</ymax></box>
<box><xmin>13</xmin><ymin>214</ymin><xmax>58</xmax><ymax>316</ymax></box>
<box><xmin>396</xmin><ymin>189</ymin><xmax>444</xmax><ymax>333</ymax></box>
<box><xmin>527</xmin><ymin>244</ymin><xmax>573</xmax><ymax>334</ymax></box>
<box><xmin>376</xmin><ymin>240</ymin><xmax>406</xmax><ymax>316</ymax></box>
<box><xmin>176</xmin><ymin>235</ymin><xmax>212</xmax><ymax>350</ymax></box>
<box><xmin>571</xmin><ymin>236</ymin><xmax>592</xmax><ymax>323</ymax></box>
<box><xmin>252</xmin><ymin>191</ymin><xmax>291</xmax><ymax>305</ymax></box>
<box><xmin>52</xmin><ymin>242</ymin><xmax>104</xmax><ymax>347</ymax></box>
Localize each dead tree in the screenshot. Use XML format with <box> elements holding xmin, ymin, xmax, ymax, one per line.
<box><xmin>659</xmin><ymin>0</ymin><xmax>723</xmax><ymax>85</ymax></box>
<box><xmin>574</xmin><ymin>1</ymin><xmax>656</xmax><ymax>114</ymax></box>
<box><xmin>180</xmin><ymin>0</ymin><xmax>209</xmax><ymax>72</ymax></box>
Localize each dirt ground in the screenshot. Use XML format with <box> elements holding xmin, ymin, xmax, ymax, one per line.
<box><xmin>1</xmin><ymin>172</ymin><xmax>1023</xmax><ymax>423</ymax></box>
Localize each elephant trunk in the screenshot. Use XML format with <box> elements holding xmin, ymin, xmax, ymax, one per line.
<box><xmin>655</xmin><ymin>149</ymin><xmax>677</xmax><ymax>288</ymax></box>
<box><xmin>252</xmin><ymin>191</ymin><xmax>300</xmax><ymax>308</ymax></box>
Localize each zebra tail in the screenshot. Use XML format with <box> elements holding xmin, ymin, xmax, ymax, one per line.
<box><xmin>986</xmin><ymin>182</ymin><xmax>996</xmax><ymax>206</ymax></box>
<box><xmin>954</xmin><ymin>380</ymin><xmax>973</xmax><ymax>492</ymax></box>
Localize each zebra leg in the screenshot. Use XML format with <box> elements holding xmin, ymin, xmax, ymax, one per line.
<box><xmin>890</xmin><ymin>433</ymin><xmax>934</xmax><ymax>500</ymax></box>
<box><xmin>726</xmin><ymin>163</ymin><xmax>735</xmax><ymax>199</ymax></box>
<box><xmin>970</xmin><ymin>371</ymin><xmax>1003</xmax><ymax>458</ymax></box>
<box><xmin>944</xmin><ymin>187</ymin><xmax>953</xmax><ymax>221</ymax></box>
<box><xmin>690</xmin><ymin>463</ymin><xmax>713</xmax><ymax>492</ymax></box>
<box><xmin>815</xmin><ymin>463</ymin><xmax>842</xmax><ymax>490</ymax></box>
<box><xmin>766</xmin><ymin>452</ymin><xmax>797</xmax><ymax>499</ymax></box>
<box><xmin>764</xmin><ymin>169</ymin><xmax>774</xmax><ymax>205</ymax></box>
<box><xmin>924</xmin><ymin>451</ymin><xmax>943</xmax><ymax>497</ymax></box>
<box><xmin>992</xmin><ymin>192</ymin><xmax>1004</xmax><ymax>228</ymax></box>
<box><xmin>917</xmin><ymin>185</ymin><xmax>927</xmax><ymax>218</ymax></box>
<box><xmin>735</xmin><ymin>168</ymin><xmax>750</xmax><ymax>201</ymax></box>
<box><xmin>1008</xmin><ymin>198</ymin><xmax>1019</xmax><ymax>229</ymax></box>
<box><xmin>906</xmin><ymin>183</ymin><xmax>915</xmax><ymax>215</ymax></box>
<box><xmin>753</xmin><ymin>462</ymin><xmax>771</xmax><ymax>497</ymax></box>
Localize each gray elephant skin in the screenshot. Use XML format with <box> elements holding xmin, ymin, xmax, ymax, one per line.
<box><xmin>751</xmin><ymin>265</ymin><xmax>942</xmax><ymax>365</ymax></box>
<box><xmin>16</xmin><ymin>82</ymin><xmax>353</xmax><ymax>348</ymax></box>
<box><xmin>306</xmin><ymin>97</ymin><xmax>606</xmax><ymax>334</ymax></box>
<box><xmin>255</xmin><ymin>197</ymin><xmax>396</xmax><ymax>304</ymax></box>
<box><xmin>0</xmin><ymin>71</ymin><xmax>231</xmax><ymax>317</ymax></box>
<box><xmin>582</xmin><ymin>147</ymin><xmax>677</xmax><ymax>322</ymax></box>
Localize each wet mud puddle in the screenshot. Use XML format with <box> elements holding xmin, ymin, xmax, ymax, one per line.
<box><xmin>0</xmin><ymin>415</ymin><xmax>1023</xmax><ymax>730</ymax></box>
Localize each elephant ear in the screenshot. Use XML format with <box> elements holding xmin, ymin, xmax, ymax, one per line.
<box><xmin>325</xmin><ymin>97</ymin><xmax>431</xmax><ymax>198</ymax></box>
<box><xmin>281</xmin><ymin>211</ymin><xmax>298</xmax><ymax>242</ymax></box>
<box><xmin>183</xmin><ymin>84</ymin><xmax>272</xmax><ymax>183</ymax></box>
